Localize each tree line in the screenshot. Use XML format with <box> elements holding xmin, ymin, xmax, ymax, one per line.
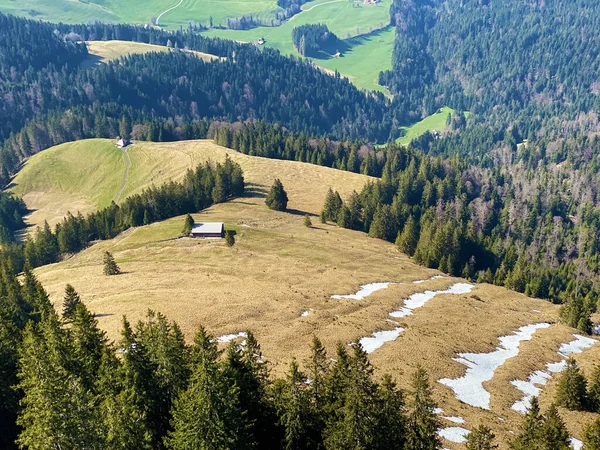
<box><xmin>0</xmin><ymin>157</ymin><xmax>243</xmax><ymax>275</ymax></box>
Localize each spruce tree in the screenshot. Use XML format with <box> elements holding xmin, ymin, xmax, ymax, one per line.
<box><xmin>466</xmin><ymin>424</ymin><xmax>498</xmax><ymax>450</ymax></box>
<box><xmin>406</xmin><ymin>367</ymin><xmax>442</xmax><ymax>450</ymax></box>
<box><xmin>17</xmin><ymin>315</ymin><xmax>104</xmax><ymax>450</ymax></box>
<box><xmin>584</xmin><ymin>419</ymin><xmax>600</xmax><ymax>450</ymax></box>
<box><xmin>62</xmin><ymin>283</ymin><xmax>81</xmax><ymax>321</ymax></box>
<box><xmin>510</xmin><ymin>396</ymin><xmax>543</xmax><ymax>450</ymax></box>
<box><xmin>225</xmin><ymin>230</ymin><xmax>235</xmax><ymax>247</ymax></box>
<box><xmin>322</xmin><ymin>188</ymin><xmax>342</xmax><ymax>222</ymax></box>
<box><xmin>555</xmin><ymin>358</ymin><xmax>588</xmax><ymax>410</ymax></box>
<box><xmin>266</xmin><ymin>178</ymin><xmax>289</xmax><ymax>211</ymax></box>
<box><xmin>540</xmin><ymin>404</ymin><xmax>570</xmax><ymax>450</ymax></box>
<box><xmin>70</xmin><ymin>303</ymin><xmax>107</xmax><ymax>390</ymax></box>
<box><xmin>182</xmin><ymin>213</ymin><xmax>194</xmax><ymax>236</ymax></box>
<box><xmin>375</xmin><ymin>374</ymin><xmax>407</xmax><ymax>450</ymax></box>
<box><xmin>274</xmin><ymin>360</ymin><xmax>312</xmax><ymax>450</ymax></box>
<box><xmin>103</xmin><ymin>251</ymin><xmax>121</xmax><ymax>275</ymax></box>
<box><xmin>396</xmin><ymin>215</ymin><xmax>419</xmax><ymax>256</ymax></box>
<box><xmin>166</xmin><ymin>327</ymin><xmax>239</xmax><ymax>450</ymax></box>
<box><xmin>588</xmin><ymin>365</ymin><xmax>600</xmax><ymax>412</ymax></box>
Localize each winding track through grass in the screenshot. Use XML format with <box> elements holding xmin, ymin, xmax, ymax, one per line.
<box><xmin>156</xmin><ymin>0</ymin><xmax>184</xmax><ymax>26</ymax></box>
<box><xmin>114</xmin><ymin>147</ymin><xmax>132</xmax><ymax>204</ymax></box>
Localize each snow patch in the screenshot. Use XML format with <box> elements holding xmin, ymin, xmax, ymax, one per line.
<box><xmin>331</xmin><ymin>282</ymin><xmax>393</xmax><ymax>300</ymax></box>
<box><xmin>433</xmin><ymin>407</ymin><xmax>444</xmax><ymax>415</ymax></box>
<box><xmin>570</xmin><ymin>438</ymin><xmax>583</xmax><ymax>450</ymax></box>
<box><xmin>443</xmin><ymin>416</ymin><xmax>465</xmax><ymax>424</ymax></box>
<box><xmin>390</xmin><ymin>283</ymin><xmax>473</xmax><ymax>318</ymax></box>
<box><xmin>413</xmin><ymin>275</ymin><xmax>445</xmax><ymax>284</ymax></box>
<box><xmin>357</xmin><ymin>283</ymin><xmax>473</xmax><ymax>354</ymax></box>
<box><xmin>217</xmin><ymin>332</ymin><xmax>248</xmax><ymax>343</ymax></box>
<box><xmin>439</xmin><ymin>323</ymin><xmax>551</xmax><ymax>409</ymax></box>
<box><xmin>301</xmin><ymin>308</ymin><xmax>314</xmax><ymax>317</ymax></box>
<box><xmin>359</xmin><ymin>328</ymin><xmax>405</xmax><ymax>354</ymax></box>
<box><xmin>438</xmin><ymin>427</ymin><xmax>470</xmax><ymax>443</ymax></box>
<box><xmin>511</xmin><ymin>334</ymin><xmax>598</xmax><ymax>413</ymax></box>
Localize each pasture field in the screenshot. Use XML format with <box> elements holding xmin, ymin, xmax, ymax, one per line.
<box><xmin>202</xmin><ymin>0</ymin><xmax>392</xmax><ymax>92</ymax></box>
<box><xmin>0</xmin><ymin>0</ymin><xmax>281</xmax><ymax>30</ymax></box>
<box><xmin>10</xmin><ymin>138</ymin><xmax>597</xmax><ymax>447</ymax></box>
<box><xmin>397</xmin><ymin>106</ymin><xmax>457</xmax><ymax>145</ymax></box>
<box><xmin>82</xmin><ymin>40</ymin><xmax>222</xmax><ymax>68</ymax></box>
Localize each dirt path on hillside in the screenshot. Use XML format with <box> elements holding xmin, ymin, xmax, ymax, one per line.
<box><xmin>156</xmin><ymin>0</ymin><xmax>184</xmax><ymax>27</ymax></box>
<box><xmin>114</xmin><ymin>147</ymin><xmax>131</xmax><ymax>203</ymax></box>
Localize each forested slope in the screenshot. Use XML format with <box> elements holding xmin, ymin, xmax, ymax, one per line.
<box><xmin>382</xmin><ymin>0</ymin><xmax>600</xmax><ymax>139</ymax></box>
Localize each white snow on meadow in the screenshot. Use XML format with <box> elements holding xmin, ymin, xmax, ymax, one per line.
<box><xmin>443</xmin><ymin>416</ymin><xmax>466</xmax><ymax>424</ymax></box>
<box><xmin>390</xmin><ymin>283</ymin><xmax>473</xmax><ymax>318</ymax></box>
<box><xmin>413</xmin><ymin>275</ymin><xmax>445</xmax><ymax>284</ymax></box>
<box><xmin>331</xmin><ymin>282</ymin><xmax>393</xmax><ymax>300</ymax></box>
<box><xmin>570</xmin><ymin>438</ymin><xmax>583</xmax><ymax>450</ymax></box>
<box><xmin>359</xmin><ymin>328</ymin><xmax>405</xmax><ymax>354</ymax></box>
<box><xmin>301</xmin><ymin>308</ymin><xmax>314</xmax><ymax>317</ymax></box>
<box><xmin>217</xmin><ymin>332</ymin><xmax>248</xmax><ymax>343</ymax></box>
<box><xmin>438</xmin><ymin>427</ymin><xmax>470</xmax><ymax>443</ymax></box>
<box><xmin>439</xmin><ymin>323</ymin><xmax>551</xmax><ymax>409</ymax></box>
<box><xmin>511</xmin><ymin>334</ymin><xmax>598</xmax><ymax>413</ymax></box>
<box><xmin>357</xmin><ymin>283</ymin><xmax>473</xmax><ymax>354</ymax></box>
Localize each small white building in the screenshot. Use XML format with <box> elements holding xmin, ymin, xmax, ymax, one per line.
<box><xmin>116</xmin><ymin>138</ymin><xmax>131</xmax><ymax>148</ymax></box>
<box><xmin>191</xmin><ymin>222</ymin><xmax>225</xmax><ymax>239</ymax></box>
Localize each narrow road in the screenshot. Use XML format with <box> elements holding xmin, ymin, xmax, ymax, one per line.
<box><xmin>114</xmin><ymin>147</ymin><xmax>131</xmax><ymax>204</ymax></box>
<box><xmin>297</xmin><ymin>0</ymin><xmax>345</xmax><ymax>14</ymax></box>
<box><xmin>156</xmin><ymin>0</ymin><xmax>184</xmax><ymax>27</ymax></box>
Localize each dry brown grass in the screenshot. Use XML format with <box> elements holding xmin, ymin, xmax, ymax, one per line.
<box><xmin>82</xmin><ymin>40</ymin><xmax>223</xmax><ymax>68</ymax></box>
<box><xmin>14</xmin><ymin>138</ymin><xmax>598</xmax><ymax>447</ymax></box>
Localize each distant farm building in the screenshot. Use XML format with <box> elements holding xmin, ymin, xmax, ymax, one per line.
<box><xmin>334</xmin><ymin>50</ymin><xmax>342</xmax><ymax>58</ymax></box>
<box><xmin>258</xmin><ymin>37</ymin><xmax>265</xmax><ymax>45</ymax></box>
<box><xmin>191</xmin><ymin>222</ymin><xmax>225</xmax><ymax>238</ymax></box>
<box><xmin>116</xmin><ymin>138</ymin><xmax>131</xmax><ymax>148</ymax></box>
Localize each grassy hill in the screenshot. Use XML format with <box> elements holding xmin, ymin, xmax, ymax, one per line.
<box><xmin>0</xmin><ymin>0</ymin><xmax>281</xmax><ymax>30</ymax></box>
<box><xmin>10</xmin><ymin>138</ymin><xmax>598</xmax><ymax>447</ymax></box>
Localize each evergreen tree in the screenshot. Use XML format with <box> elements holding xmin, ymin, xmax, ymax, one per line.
<box><xmin>62</xmin><ymin>283</ymin><xmax>81</xmax><ymax>321</ymax></box>
<box><xmin>225</xmin><ymin>230</ymin><xmax>235</xmax><ymax>247</ymax></box>
<box><xmin>466</xmin><ymin>424</ymin><xmax>498</xmax><ymax>450</ymax></box>
<box><xmin>266</xmin><ymin>178</ymin><xmax>289</xmax><ymax>211</ymax></box>
<box><xmin>17</xmin><ymin>316</ymin><xmax>104</xmax><ymax>450</ymax></box>
<box><xmin>274</xmin><ymin>360</ymin><xmax>312</xmax><ymax>450</ymax></box>
<box><xmin>510</xmin><ymin>396</ymin><xmax>543</xmax><ymax>450</ymax></box>
<box><xmin>322</xmin><ymin>188</ymin><xmax>343</xmax><ymax>222</ymax></box>
<box><xmin>406</xmin><ymin>367</ymin><xmax>442</xmax><ymax>450</ymax></box>
<box><xmin>540</xmin><ymin>404</ymin><xmax>570</xmax><ymax>450</ymax></box>
<box><xmin>182</xmin><ymin>213</ymin><xmax>194</xmax><ymax>236</ymax></box>
<box><xmin>369</xmin><ymin>205</ymin><xmax>396</xmax><ymax>242</ymax></box>
<box><xmin>396</xmin><ymin>214</ymin><xmax>419</xmax><ymax>256</ymax></box>
<box><xmin>166</xmin><ymin>327</ymin><xmax>240</xmax><ymax>450</ymax></box>
<box><xmin>374</xmin><ymin>374</ymin><xmax>407</xmax><ymax>450</ymax></box>
<box><xmin>304</xmin><ymin>214</ymin><xmax>312</xmax><ymax>228</ymax></box>
<box><xmin>70</xmin><ymin>302</ymin><xmax>107</xmax><ymax>390</ymax></box>
<box><xmin>584</xmin><ymin>419</ymin><xmax>600</xmax><ymax>450</ymax></box>
<box><xmin>588</xmin><ymin>365</ymin><xmax>600</xmax><ymax>412</ymax></box>
<box><xmin>103</xmin><ymin>251</ymin><xmax>121</xmax><ymax>275</ymax></box>
<box><xmin>555</xmin><ymin>358</ymin><xmax>588</xmax><ymax>411</ymax></box>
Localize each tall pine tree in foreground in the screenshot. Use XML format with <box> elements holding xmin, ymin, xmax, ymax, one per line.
<box><xmin>406</xmin><ymin>367</ymin><xmax>441</xmax><ymax>450</ymax></box>
<box><xmin>510</xmin><ymin>396</ymin><xmax>543</xmax><ymax>450</ymax></box>
<box><xmin>166</xmin><ymin>327</ymin><xmax>241</xmax><ymax>450</ymax></box>
<box><xmin>540</xmin><ymin>404</ymin><xmax>570</xmax><ymax>450</ymax></box>
<box><xmin>182</xmin><ymin>213</ymin><xmax>194</xmax><ymax>236</ymax></box>
<box><xmin>584</xmin><ymin>418</ymin><xmax>600</xmax><ymax>450</ymax></box>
